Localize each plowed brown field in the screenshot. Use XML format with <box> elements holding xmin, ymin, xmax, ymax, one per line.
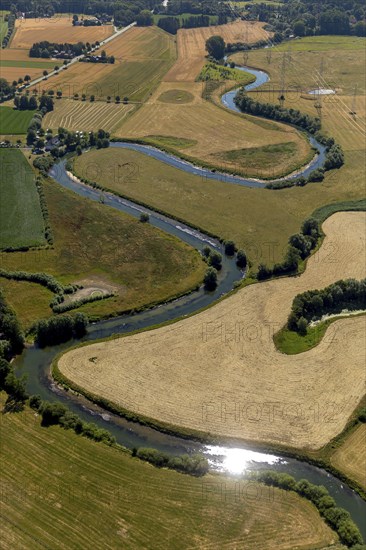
<box><xmin>58</xmin><ymin>212</ymin><xmax>366</xmax><ymax>451</ymax></box>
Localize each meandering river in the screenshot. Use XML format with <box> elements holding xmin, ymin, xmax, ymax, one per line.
<box><xmin>13</xmin><ymin>67</ymin><xmax>366</xmax><ymax>534</ymax></box>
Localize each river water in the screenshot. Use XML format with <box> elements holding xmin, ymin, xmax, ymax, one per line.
<box><xmin>13</xmin><ymin>66</ymin><xmax>366</xmax><ymax>534</ymax></box>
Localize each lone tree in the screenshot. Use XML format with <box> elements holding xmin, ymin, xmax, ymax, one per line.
<box><xmin>204</xmin><ymin>267</ymin><xmax>218</xmax><ymax>291</ymax></box>
<box><xmin>236</xmin><ymin>250</ymin><xmax>247</xmax><ymax>268</ymax></box>
<box><xmin>224</xmin><ymin>240</ymin><xmax>236</xmax><ymax>256</ymax></box>
<box><xmin>205</xmin><ymin>35</ymin><xmax>225</xmax><ymax>61</ymax></box>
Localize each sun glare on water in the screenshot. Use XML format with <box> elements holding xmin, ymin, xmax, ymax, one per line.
<box><xmin>205</xmin><ymin>446</ymin><xmax>284</xmax><ymax>475</ymax></box>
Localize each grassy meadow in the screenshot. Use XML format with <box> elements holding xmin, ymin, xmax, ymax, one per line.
<box><xmin>73</xmin><ymin>143</ymin><xmax>365</xmax><ymax>269</ymax></box>
<box><xmin>230</xmin><ymin>36</ymin><xmax>366</xmax><ymax>94</ymax></box>
<box><xmin>0</xmin><ymin>107</ymin><xmax>34</xmax><ymax>134</ymax></box>
<box><xmin>0</xmin><ymin>175</ymin><xmax>205</xmax><ymax>328</ymax></box>
<box><xmin>0</xmin><ymin>393</ymin><xmax>338</xmax><ymax>550</ymax></box>
<box><xmin>84</xmin><ymin>34</ymin><xmax>365</xmax><ymax>268</ymax></box>
<box><xmin>0</xmin><ymin>149</ymin><xmax>45</xmax><ymax>250</ymax></box>
<box><xmin>0</xmin><ymin>12</ymin><xmax>8</xmax><ymax>42</ymax></box>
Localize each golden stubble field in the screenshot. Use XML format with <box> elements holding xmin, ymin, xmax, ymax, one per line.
<box><xmin>44</xmin><ymin>99</ymin><xmax>135</xmax><ymax>132</ymax></box>
<box><xmin>164</xmin><ymin>20</ymin><xmax>270</xmax><ymax>82</ymax></box>
<box><xmin>0</xmin><ymin>48</ymin><xmax>56</xmax><ymax>82</ymax></box>
<box><xmin>11</xmin><ymin>16</ymin><xmax>113</xmax><ymax>48</ymax></box>
<box><xmin>331</xmin><ymin>424</ymin><xmax>366</xmax><ymax>490</ymax></box>
<box><xmin>29</xmin><ymin>26</ymin><xmax>175</xmax><ymax>103</ymax></box>
<box><xmin>0</xmin><ymin>393</ymin><xmax>337</xmax><ymax>550</ymax></box>
<box><xmin>58</xmin><ymin>212</ymin><xmax>366</xmax><ymax>451</ymax></box>
<box><xmin>117</xmin><ymin>79</ymin><xmax>311</xmax><ymax>177</ymax></box>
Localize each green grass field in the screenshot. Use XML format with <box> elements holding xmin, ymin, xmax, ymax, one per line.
<box><xmin>0</xmin><ymin>18</ymin><xmax>7</xmax><ymax>42</ymax></box>
<box><xmin>0</xmin><ymin>60</ymin><xmax>57</xmax><ymax>69</ymax></box>
<box><xmin>0</xmin><ymin>149</ymin><xmax>45</xmax><ymax>250</ymax></box>
<box><xmin>0</xmin><ymin>107</ymin><xmax>35</xmax><ymax>135</ymax></box>
<box><xmin>231</xmin><ymin>36</ymin><xmax>366</xmax><ymax>94</ymax></box>
<box><xmin>72</xmin><ymin>144</ymin><xmax>365</xmax><ymax>269</ymax></box>
<box><xmin>97</xmin><ymin>59</ymin><xmax>174</xmax><ymax>103</ymax></box>
<box><xmin>274</xmin><ymin>312</ymin><xmax>366</xmax><ymax>354</ymax></box>
<box><xmin>275</xmin><ymin>35</ymin><xmax>366</xmax><ymax>52</ymax></box>
<box><xmin>197</xmin><ymin>62</ymin><xmax>256</xmax><ymax>83</ymax></box>
<box><xmin>0</xmin><ymin>174</ymin><xmax>205</xmax><ymax>328</ymax></box>
<box><xmin>96</xmin><ymin>27</ymin><xmax>176</xmax><ymax>103</ymax></box>
<box><xmin>0</xmin><ymin>392</ymin><xmax>338</xmax><ymax>549</ymax></box>
<box><xmin>215</xmin><ymin>141</ymin><xmax>302</xmax><ymax>171</ymax></box>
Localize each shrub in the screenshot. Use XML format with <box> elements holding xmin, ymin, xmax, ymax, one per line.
<box><xmin>257</xmin><ymin>263</ymin><xmax>272</xmax><ymax>280</ymax></box>
<box><xmin>224</xmin><ymin>240</ymin><xmax>236</xmax><ymax>256</ymax></box>
<box><xmin>29</xmin><ymin>394</ymin><xmax>42</xmax><ymax>410</ymax></box>
<box><xmin>136</xmin><ymin>448</ymin><xmax>208</xmax><ymax>476</ymax></box>
<box><xmin>204</xmin><ymin>267</ymin><xmax>218</xmax><ymax>290</ymax></box>
<box><xmin>236</xmin><ymin>249</ymin><xmax>247</xmax><ymax>268</ymax></box>
<box><xmin>208</xmin><ymin>251</ymin><xmax>222</xmax><ymax>270</ymax></box>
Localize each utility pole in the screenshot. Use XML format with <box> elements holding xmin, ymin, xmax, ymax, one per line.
<box><xmin>278</xmin><ymin>53</ymin><xmax>286</xmax><ymax>108</ymax></box>
<box><xmin>350</xmin><ymin>85</ymin><xmax>357</xmax><ymax>118</ymax></box>
<box><xmin>314</xmin><ymin>57</ymin><xmax>324</xmax><ymax>121</ymax></box>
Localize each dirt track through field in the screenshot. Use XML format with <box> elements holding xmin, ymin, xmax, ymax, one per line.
<box><xmin>59</xmin><ymin>212</ymin><xmax>366</xmax><ymax>450</ymax></box>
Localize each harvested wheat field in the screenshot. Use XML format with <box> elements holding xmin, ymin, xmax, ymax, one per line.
<box><xmin>101</xmin><ymin>25</ymin><xmax>175</xmax><ymax>61</ymax></box>
<box><xmin>0</xmin><ymin>48</ymin><xmax>56</xmax><ymax>81</ymax></box>
<box><xmin>164</xmin><ymin>20</ymin><xmax>270</xmax><ymax>82</ymax></box>
<box><xmin>44</xmin><ymin>99</ymin><xmax>134</xmax><ymax>133</ymax></box>
<box><xmin>30</xmin><ymin>26</ymin><xmax>175</xmax><ymax>102</ymax></box>
<box><xmin>116</xmin><ymin>83</ymin><xmax>311</xmax><ymax>177</ymax></box>
<box><xmin>247</xmin><ymin>91</ymin><xmax>366</xmax><ymax>152</ymax></box>
<box><xmin>0</xmin><ymin>393</ymin><xmax>337</xmax><ymax>550</ymax></box>
<box><xmin>11</xmin><ymin>16</ymin><xmax>113</xmax><ymax>48</ymax></box>
<box><xmin>58</xmin><ymin>212</ymin><xmax>366</xmax><ymax>451</ymax></box>
<box><xmin>30</xmin><ymin>61</ymin><xmax>116</xmax><ymax>98</ymax></box>
<box><xmin>331</xmin><ymin>424</ymin><xmax>366</xmax><ymax>490</ymax></box>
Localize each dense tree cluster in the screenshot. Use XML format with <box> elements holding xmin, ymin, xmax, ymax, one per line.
<box><xmin>29</xmin><ymin>40</ymin><xmax>87</xmax><ymax>59</ymax></box>
<box><xmin>257</xmin><ymin>217</ymin><xmax>321</xmax><ymax>280</ymax></box>
<box><xmin>243</xmin><ymin>0</ymin><xmax>365</xmax><ymax>39</ymax></box>
<box><xmin>157</xmin><ymin>14</ymin><xmax>224</xmax><ymax>35</ymax></box>
<box><xmin>164</xmin><ymin>0</ymin><xmax>230</xmax><ymax>17</ymax></box>
<box><xmin>29</xmin><ymin>397</ymin><xmax>116</xmax><ymax>444</ymax></box>
<box><xmin>226</xmin><ymin>39</ymin><xmax>272</xmax><ymax>53</ymax></box>
<box><xmin>134</xmin><ymin>447</ymin><xmax>209</xmax><ymax>476</ymax></box>
<box><xmin>31</xmin><ymin>313</ymin><xmax>88</xmax><ymax>347</ymax></box>
<box><xmin>0</xmin><ymin>289</ymin><xmax>24</xmax><ymax>359</ymax></box>
<box><xmin>254</xmin><ymin>471</ymin><xmax>364</xmax><ymax>547</ymax></box>
<box><xmin>205</xmin><ymin>35</ymin><xmax>225</xmax><ymax>61</ymax></box>
<box><xmin>234</xmin><ymin>89</ymin><xmax>321</xmax><ymax>134</ymax></box>
<box><xmin>0</xmin><ymin>78</ymin><xmax>16</xmax><ymax>103</ymax></box>
<box><xmin>2</xmin><ymin>13</ymin><xmax>15</xmax><ymax>47</ymax></box>
<box><xmin>14</xmin><ymin>94</ymin><xmax>38</xmax><ymax>110</ymax></box>
<box><xmin>0</xmin><ymin>358</ymin><xmax>28</xmax><ymax>411</ymax></box>
<box><xmin>136</xmin><ymin>10</ymin><xmax>153</xmax><ymax>26</ymax></box>
<box><xmin>288</xmin><ymin>278</ymin><xmax>366</xmax><ymax>334</ymax></box>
